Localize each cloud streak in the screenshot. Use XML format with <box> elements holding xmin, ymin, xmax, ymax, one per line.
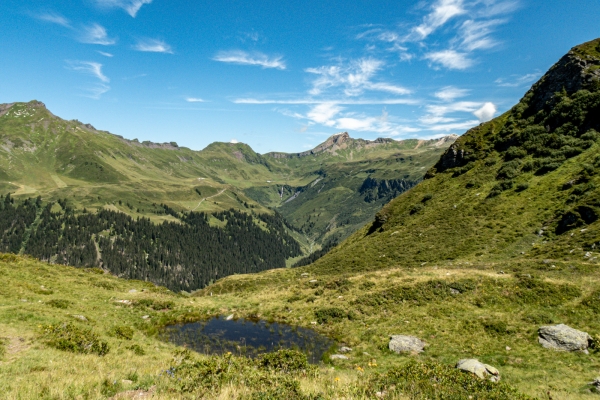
<box><xmin>133</xmin><ymin>38</ymin><xmax>173</xmax><ymax>53</ymax></box>
<box><xmin>79</xmin><ymin>24</ymin><xmax>116</xmax><ymax>45</ymax></box>
<box><xmin>306</xmin><ymin>58</ymin><xmax>411</xmax><ymax>96</ymax></box>
<box><xmin>213</xmin><ymin>50</ymin><xmax>286</xmax><ymax>69</ymax></box>
<box><xmin>425</xmin><ymin>50</ymin><xmax>473</xmax><ymax>70</ymax></box>
<box><xmin>186</xmin><ymin>97</ymin><xmax>206</xmax><ymax>103</ymax></box>
<box><xmin>36</xmin><ymin>12</ymin><xmax>71</xmax><ymax>27</ymax></box>
<box><xmin>94</xmin><ymin>0</ymin><xmax>153</xmax><ymax>17</ymax></box>
<box><xmin>67</xmin><ymin>61</ymin><xmax>110</xmax><ymax>83</ymax></box>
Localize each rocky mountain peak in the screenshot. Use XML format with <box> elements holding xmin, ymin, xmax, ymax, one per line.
<box><xmin>526</xmin><ymin>38</ymin><xmax>600</xmax><ymax>112</ymax></box>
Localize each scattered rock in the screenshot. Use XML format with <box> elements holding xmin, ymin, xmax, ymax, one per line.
<box><xmin>388</xmin><ymin>335</ymin><xmax>426</xmax><ymax>354</ymax></box>
<box><xmin>505</xmin><ymin>346</ymin><xmax>511</xmax><ymax>351</ymax></box>
<box><xmin>498</xmin><ymin>270</ymin><xmax>505</xmax><ymax>274</ymax></box>
<box><xmin>456</xmin><ymin>359</ymin><xmax>500</xmax><ymax>382</ymax></box>
<box><xmin>301</xmin><ymin>273</ymin><xmax>309</xmax><ymax>277</ymax></box>
<box><xmin>538</xmin><ymin>324</ymin><xmax>592</xmax><ymax>353</ymax></box>
<box><xmin>71</xmin><ymin>315</ymin><xmax>88</xmax><ymax>322</ymax></box>
<box><xmin>330</xmin><ymin>354</ymin><xmax>349</xmax><ymax>360</ymax></box>
<box><xmin>129</xmin><ymin>289</ymin><xmax>137</xmax><ymax>294</ymax></box>
<box><xmin>310</xmin><ymin>321</ymin><xmax>317</xmax><ymax>325</ymax></box>
<box><xmin>121</xmin><ymin>379</ymin><xmax>133</xmax><ymax>385</ymax></box>
<box><xmin>225</xmin><ymin>314</ymin><xmax>234</xmax><ymax>321</ymax></box>
<box><xmin>589</xmin><ymin>377</ymin><xmax>600</xmax><ymax>390</ymax></box>
<box><xmin>141</xmin><ymin>315</ymin><xmax>150</xmax><ymax>320</ymax></box>
<box><xmin>309</xmin><ymin>279</ymin><xmax>318</xmax><ymax>283</ymax></box>
<box><xmin>339</xmin><ymin>346</ymin><xmax>352</xmax><ymax>353</ymax></box>
<box><xmin>450</xmin><ymin>288</ymin><xmax>460</xmax><ymax>295</ymax></box>
<box><xmin>115</xmin><ymin>300</ymin><xmax>132</xmax><ymax>305</ymax></box>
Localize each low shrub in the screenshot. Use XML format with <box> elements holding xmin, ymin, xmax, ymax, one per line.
<box><xmin>516</xmin><ymin>183</ymin><xmax>529</xmax><ymax>192</ymax></box>
<box><xmin>258</xmin><ymin>349</ymin><xmax>310</xmax><ymax>373</ymax></box>
<box><xmin>314</xmin><ymin>307</ymin><xmax>350</xmax><ymax>324</ymax></box>
<box><xmin>368</xmin><ymin>360</ymin><xmax>532</xmax><ymax>399</ymax></box>
<box><xmin>409</xmin><ymin>204</ymin><xmax>424</xmax><ymax>215</ymax></box>
<box><xmin>128</xmin><ymin>344</ymin><xmax>145</xmax><ymax>355</ymax></box>
<box><xmin>41</xmin><ymin>322</ymin><xmax>109</xmax><ymax>356</ymax></box>
<box><xmin>109</xmin><ymin>325</ymin><xmax>134</xmax><ymax>340</ymax></box>
<box><xmin>134</xmin><ymin>298</ymin><xmax>175</xmax><ymax>310</ymax></box>
<box><xmin>47</xmin><ymin>299</ymin><xmax>72</xmax><ymax>309</ymax></box>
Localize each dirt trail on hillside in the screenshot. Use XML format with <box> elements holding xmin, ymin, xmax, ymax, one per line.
<box><xmin>192</xmin><ymin>189</ymin><xmax>226</xmax><ymax>211</ymax></box>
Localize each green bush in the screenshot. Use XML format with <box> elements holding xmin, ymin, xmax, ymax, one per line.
<box><xmin>516</xmin><ymin>182</ymin><xmax>529</xmax><ymax>192</ymax></box>
<box><xmin>314</xmin><ymin>307</ymin><xmax>349</xmax><ymax>324</ymax></box>
<box><xmin>127</xmin><ymin>344</ymin><xmax>145</xmax><ymax>355</ymax></box>
<box><xmin>359</xmin><ymin>281</ymin><xmax>376</xmax><ymax>290</ymax></box>
<box><xmin>41</xmin><ymin>322</ymin><xmax>109</xmax><ymax>356</ymax></box>
<box><xmin>258</xmin><ymin>349</ymin><xmax>309</xmax><ymax>373</ymax></box>
<box><xmin>409</xmin><ymin>204</ymin><xmax>424</xmax><ymax>215</ymax></box>
<box><xmin>497</xmin><ymin>160</ymin><xmax>522</xmax><ymax>180</ymax></box>
<box><xmin>47</xmin><ymin>299</ymin><xmax>72</xmax><ymax>309</ymax></box>
<box><xmin>368</xmin><ymin>360</ymin><xmax>532</xmax><ymax>399</ymax></box>
<box><xmin>504</xmin><ymin>146</ymin><xmax>528</xmax><ymax>160</ymax></box>
<box><xmin>134</xmin><ymin>298</ymin><xmax>175</xmax><ymax>310</ymax></box>
<box><xmin>0</xmin><ymin>338</ymin><xmax>5</xmax><ymax>359</ymax></box>
<box><xmin>109</xmin><ymin>325</ymin><xmax>134</xmax><ymax>340</ymax></box>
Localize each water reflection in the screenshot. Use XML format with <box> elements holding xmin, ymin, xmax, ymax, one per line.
<box><xmin>160</xmin><ymin>316</ymin><xmax>334</xmax><ymax>363</ymax></box>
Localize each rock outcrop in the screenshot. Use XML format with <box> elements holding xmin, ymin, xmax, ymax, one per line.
<box><xmin>538</xmin><ymin>324</ymin><xmax>592</xmax><ymax>352</ymax></box>
<box><xmin>456</xmin><ymin>359</ymin><xmax>500</xmax><ymax>382</ymax></box>
<box><xmin>388</xmin><ymin>335</ymin><xmax>426</xmax><ymax>354</ymax></box>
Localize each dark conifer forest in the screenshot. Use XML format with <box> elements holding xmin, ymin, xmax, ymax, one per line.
<box><xmin>0</xmin><ymin>194</ymin><xmax>301</xmax><ymax>292</ymax></box>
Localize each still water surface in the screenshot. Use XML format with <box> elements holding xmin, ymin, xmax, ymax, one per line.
<box><xmin>160</xmin><ymin>316</ymin><xmax>334</xmax><ymax>363</ymax></box>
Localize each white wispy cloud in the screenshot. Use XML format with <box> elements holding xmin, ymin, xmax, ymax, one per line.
<box><xmin>94</xmin><ymin>0</ymin><xmax>152</xmax><ymax>17</ymax></box>
<box><xmin>36</xmin><ymin>12</ymin><xmax>70</xmax><ymax>27</ymax></box>
<box><xmin>86</xmin><ymin>83</ymin><xmax>111</xmax><ymax>100</ymax></box>
<box><xmin>457</xmin><ymin>19</ymin><xmax>505</xmax><ymax>51</ymax></box>
<box><xmin>434</xmin><ymin>86</ymin><xmax>470</xmax><ymax>101</ymax></box>
<box><xmin>427</xmin><ymin>120</ymin><xmax>480</xmax><ymax>131</ymax></box>
<box><xmin>425</xmin><ymin>50</ymin><xmax>473</xmax><ymax>69</ymax></box>
<box><xmin>67</xmin><ymin>61</ymin><xmax>110</xmax><ymax>83</ymax></box>
<box><xmin>495</xmin><ymin>72</ymin><xmax>541</xmax><ymax>87</ymax></box>
<box><xmin>286</xmin><ymin>103</ymin><xmax>421</xmax><ymax>136</ymax></box>
<box><xmin>408</xmin><ymin>0</ymin><xmax>466</xmax><ymax>41</ymax></box>
<box><xmin>233</xmin><ymin>98</ymin><xmax>418</xmax><ymax>105</ymax></box>
<box><xmin>473</xmin><ymin>102</ymin><xmax>497</xmax><ymax>122</ymax></box>
<box><xmin>79</xmin><ymin>23</ymin><xmax>116</xmax><ymax>45</ymax></box>
<box><xmin>357</xmin><ymin>0</ymin><xmax>518</xmax><ymax>71</ymax></box>
<box><xmin>213</xmin><ymin>50</ymin><xmax>286</xmax><ymax>69</ymax></box>
<box><xmin>133</xmin><ymin>39</ymin><xmax>173</xmax><ymax>53</ymax></box>
<box><xmin>97</xmin><ymin>51</ymin><xmax>114</xmax><ymax>57</ymax></box>
<box><xmin>185</xmin><ymin>97</ymin><xmax>206</xmax><ymax>103</ymax></box>
<box><xmin>306</xmin><ymin>58</ymin><xmax>411</xmax><ymax>96</ymax></box>
<box><xmin>67</xmin><ymin>61</ymin><xmax>110</xmax><ymax>99</ymax></box>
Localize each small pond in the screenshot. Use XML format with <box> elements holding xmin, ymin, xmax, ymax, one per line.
<box><xmin>159</xmin><ymin>316</ymin><xmax>334</xmax><ymax>363</ymax></box>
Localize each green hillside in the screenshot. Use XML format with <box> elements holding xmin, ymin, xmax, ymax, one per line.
<box><xmin>0</xmin><ymin>102</ymin><xmax>455</xmax><ymax>256</ymax></box>
<box><xmin>193</xmin><ymin>38</ymin><xmax>600</xmax><ymax>398</ymax></box>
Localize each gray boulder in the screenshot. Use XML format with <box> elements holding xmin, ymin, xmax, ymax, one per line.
<box><xmin>456</xmin><ymin>359</ymin><xmax>500</xmax><ymax>382</ymax></box>
<box><xmin>538</xmin><ymin>324</ymin><xmax>592</xmax><ymax>353</ymax></box>
<box><xmin>388</xmin><ymin>335</ymin><xmax>426</xmax><ymax>354</ymax></box>
<box><xmin>339</xmin><ymin>346</ymin><xmax>352</xmax><ymax>353</ymax></box>
<box><xmin>330</xmin><ymin>354</ymin><xmax>349</xmax><ymax>360</ymax></box>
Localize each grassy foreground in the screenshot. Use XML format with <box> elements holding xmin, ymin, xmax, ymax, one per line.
<box><xmin>2</xmin><ymin>251</ymin><xmax>600</xmax><ymax>399</ymax></box>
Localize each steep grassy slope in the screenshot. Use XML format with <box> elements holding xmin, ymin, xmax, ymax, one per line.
<box><xmin>193</xmin><ymin>38</ymin><xmax>600</xmax><ymax>399</ymax></box>
<box><xmin>306</xmin><ymin>37</ymin><xmax>600</xmax><ymax>275</ymax></box>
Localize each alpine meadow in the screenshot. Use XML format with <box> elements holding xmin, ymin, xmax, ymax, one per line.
<box><xmin>2</xmin><ymin>0</ymin><xmax>600</xmax><ymax>399</ymax></box>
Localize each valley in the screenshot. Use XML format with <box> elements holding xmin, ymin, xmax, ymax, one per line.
<box><xmin>1</xmin><ymin>37</ymin><xmax>600</xmax><ymax>399</ymax></box>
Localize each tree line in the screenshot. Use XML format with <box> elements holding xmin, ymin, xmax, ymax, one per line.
<box><xmin>0</xmin><ymin>194</ymin><xmax>301</xmax><ymax>292</ymax></box>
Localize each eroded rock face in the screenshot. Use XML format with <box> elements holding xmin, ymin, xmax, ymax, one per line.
<box><xmin>538</xmin><ymin>324</ymin><xmax>592</xmax><ymax>352</ymax></box>
<box><xmin>456</xmin><ymin>359</ymin><xmax>500</xmax><ymax>382</ymax></box>
<box><xmin>388</xmin><ymin>335</ymin><xmax>426</xmax><ymax>354</ymax></box>
<box><xmin>526</xmin><ymin>45</ymin><xmax>600</xmax><ymax>114</ymax></box>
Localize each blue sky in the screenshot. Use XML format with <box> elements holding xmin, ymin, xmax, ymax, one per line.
<box><xmin>1</xmin><ymin>0</ymin><xmax>599</xmax><ymax>153</ymax></box>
